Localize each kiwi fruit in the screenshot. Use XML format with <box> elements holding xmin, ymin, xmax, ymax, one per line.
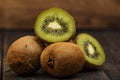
<box><xmin>34</xmin><ymin>8</ymin><xmax>76</xmax><ymax>43</ymax></box>
<box><xmin>6</xmin><ymin>36</ymin><xmax>44</xmax><ymax>74</ymax></box>
<box><xmin>75</xmin><ymin>33</ymin><xmax>106</xmax><ymax>69</ymax></box>
<box><xmin>40</xmin><ymin>42</ymin><xmax>85</xmax><ymax>77</ymax></box>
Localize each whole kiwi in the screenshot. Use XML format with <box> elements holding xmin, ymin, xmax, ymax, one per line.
<box><xmin>40</xmin><ymin>42</ymin><xmax>85</xmax><ymax>77</ymax></box>
<box><xmin>6</xmin><ymin>36</ymin><xmax>44</xmax><ymax>75</ymax></box>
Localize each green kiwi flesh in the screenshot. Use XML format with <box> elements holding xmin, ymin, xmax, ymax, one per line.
<box><xmin>34</xmin><ymin>8</ymin><xmax>76</xmax><ymax>43</ymax></box>
<box><xmin>75</xmin><ymin>33</ymin><xmax>105</xmax><ymax>68</ymax></box>
<box><xmin>40</xmin><ymin>42</ymin><xmax>85</xmax><ymax>77</ymax></box>
<box><xmin>6</xmin><ymin>36</ymin><xmax>43</xmax><ymax>74</ymax></box>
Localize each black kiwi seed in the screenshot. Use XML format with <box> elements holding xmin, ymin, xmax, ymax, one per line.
<box><xmin>75</xmin><ymin>33</ymin><xmax>106</xmax><ymax>69</ymax></box>
<box><xmin>34</xmin><ymin>8</ymin><xmax>76</xmax><ymax>43</ymax></box>
<box><xmin>41</xmin><ymin>16</ymin><xmax>68</xmax><ymax>35</ymax></box>
<box><xmin>84</xmin><ymin>40</ymin><xmax>99</xmax><ymax>59</ymax></box>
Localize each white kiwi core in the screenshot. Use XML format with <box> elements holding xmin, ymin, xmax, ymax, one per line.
<box><xmin>48</xmin><ymin>21</ymin><xmax>62</xmax><ymax>29</ymax></box>
<box><xmin>87</xmin><ymin>44</ymin><xmax>95</xmax><ymax>55</ymax></box>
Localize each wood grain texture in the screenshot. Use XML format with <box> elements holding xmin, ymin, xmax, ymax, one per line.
<box><xmin>0</xmin><ymin>31</ymin><xmax>3</xmax><ymax>80</ymax></box>
<box><xmin>2</xmin><ymin>30</ymin><xmax>120</xmax><ymax>80</ymax></box>
<box><xmin>0</xmin><ymin>33</ymin><xmax>2</xmax><ymax>80</ymax></box>
<box><xmin>0</xmin><ymin>0</ymin><xmax>120</xmax><ymax>29</ymax></box>
<box><xmin>100</xmin><ymin>31</ymin><xmax>120</xmax><ymax>80</ymax></box>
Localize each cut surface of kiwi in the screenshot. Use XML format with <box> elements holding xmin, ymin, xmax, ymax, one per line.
<box><xmin>75</xmin><ymin>33</ymin><xmax>105</xmax><ymax>68</ymax></box>
<box><xmin>40</xmin><ymin>42</ymin><xmax>85</xmax><ymax>77</ymax></box>
<box><xmin>34</xmin><ymin>8</ymin><xmax>76</xmax><ymax>43</ymax></box>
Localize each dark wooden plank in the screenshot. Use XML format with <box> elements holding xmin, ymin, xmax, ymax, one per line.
<box><xmin>0</xmin><ymin>31</ymin><xmax>3</xmax><ymax>80</ymax></box>
<box><xmin>0</xmin><ymin>33</ymin><xmax>2</xmax><ymax>80</ymax></box>
<box><xmin>4</xmin><ymin>68</ymin><xmax>110</xmax><ymax>80</ymax></box>
<box><xmin>3</xmin><ymin>30</ymin><xmax>111</xmax><ymax>80</ymax></box>
<box><xmin>77</xmin><ymin>29</ymin><xmax>120</xmax><ymax>80</ymax></box>
<box><xmin>35</xmin><ymin>70</ymin><xmax>110</xmax><ymax>80</ymax></box>
<box><xmin>78</xmin><ymin>70</ymin><xmax>110</xmax><ymax>80</ymax></box>
<box><xmin>100</xmin><ymin>31</ymin><xmax>120</xmax><ymax>80</ymax></box>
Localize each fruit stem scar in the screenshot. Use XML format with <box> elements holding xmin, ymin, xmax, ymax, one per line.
<box><xmin>47</xmin><ymin>56</ymin><xmax>54</xmax><ymax>68</ymax></box>
<box><xmin>48</xmin><ymin>21</ymin><xmax>62</xmax><ymax>29</ymax></box>
<box><xmin>25</xmin><ymin>44</ymin><xmax>27</xmax><ymax>48</ymax></box>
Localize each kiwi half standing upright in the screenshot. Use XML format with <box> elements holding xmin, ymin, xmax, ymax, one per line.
<box><xmin>75</xmin><ymin>33</ymin><xmax>106</xmax><ymax>69</ymax></box>
<box><xmin>6</xmin><ymin>36</ymin><xmax>44</xmax><ymax>74</ymax></box>
<box><xmin>34</xmin><ymin>8</ymin><xmax>76</xmax><ymax>43</ymax></box>
<box><xmin>40</xmin><ymin>42</ymin><xmax>85</xmax><ymax>77</ymax></box>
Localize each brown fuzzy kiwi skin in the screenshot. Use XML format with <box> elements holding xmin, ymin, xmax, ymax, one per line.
<box><xmin>6</xmin><ymin>36</ymin><xmax>44</xmax><ymax>75</ymax></box>
<box><xmin>40</xmin><ymin>42</ymin><xmax>85</xmax><ymax>77</ymax></box>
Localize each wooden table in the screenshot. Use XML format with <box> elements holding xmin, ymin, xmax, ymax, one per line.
<box><xmin>0</xmin><ymin>29</ymin><xmax>120</xmax><ymax>80</ymax></box>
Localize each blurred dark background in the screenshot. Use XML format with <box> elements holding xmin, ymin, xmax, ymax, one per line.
<box><xmin>0</xmin><ymin>1</ymin><xmax>120</xmax><ymax>80</ymax></box>
<box><xmin>0</xmin><ymin>0</ymin><xmax>120</xmax><ymax>29</ymax></box>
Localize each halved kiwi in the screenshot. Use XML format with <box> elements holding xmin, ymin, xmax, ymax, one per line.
<box><xmin>34</xmin><ymin>8</ymin><xmax>76</xmax><ymax>43</ymax></box>
<box><xmin>75</xmin><ymin>33</ymin><xmax>105</xmax><ymax>69</ymax></box>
